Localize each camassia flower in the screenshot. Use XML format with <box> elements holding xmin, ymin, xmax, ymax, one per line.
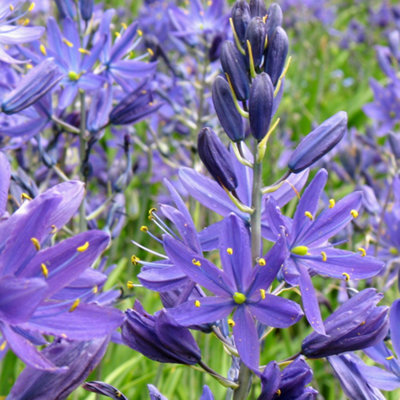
<box><xmin>0</xmin><ymin>163</ymin><xmax>123</xmax><ymax>370</ymax></box>
<box><xmin>264</xmin><ymin>169</ymin><xmax>384</xmax><ymax>334</ymax></box>
<box><xmin>163</xmin><ymin>213</ymin><xmax>303</xmax><ymax>369</ymax></box>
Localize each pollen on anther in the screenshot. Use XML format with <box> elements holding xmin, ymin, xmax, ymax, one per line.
<box><xmin>147</xmin><ymin>47</ymin><xmax>154</xmax><ymax>56</ymax></box>
<box><xmin>41</xmin><ymin>263</ymin><xmax>48</xmax><ymax>278</ymax></box>
<box><xmin>137</xmin><ymin>29</ymin><xmax>143</xmax><ymax>36</ymax></box>
<box><xmin>140</xmin><ymin>225</ymin><xmax>148</xmax><ymax>232</ymax></box>
<box><xmin>92</xmin><ymin>285</ymin><xmax>98</xmax><ymax>294</ymax></box>
<box><xmin>39</xmin><ymin>44</ymin><xmax>46</xmax><ymax>56</ymax></box>
<box><xmin>31</xmin><ymin>237</ymin><xmax>40</xmax><ymax>251</ymax></box>
<box><xmin>358</xmin><ymin>247</ymin><xmax>366</xmax><ymax>257</ymax></box>
<box><xmin>227</xmin><ymin>247</ymin><xmax>233</xmax><ymax>255</ymax></box>
<box><xmin>192</xmin><ymin>258</ymin><xmax>201</xmax><ymax>267</ymax></box>
<box><xmin>69</xmin><ymin>298</ymin><xmax>80</xmax><ymax>312</ymax></box>
<box><xmin>62</xmin><ymin>38</ymin><xmax>73</xmax><ymax>47</ymax></box>
<box><xmin>276</xmin><ymin>389</ymin><xmax>281</xmax><ymax>396</ymax></box>
<box><xmin>77</xmin><ymin>241</ymin><xmax>89</xmax><ymax>252</ymax></box>
<box><xmin>127</xmin><ymin>281</ymin><xmax>134</xmax><ymax>289</ymax></box>
<box><xmin>350</xmin><ymin>209</ymin><xmax>359</xmax><ymax>218</ymax></box>
<box><xmin>78</xmin><ymin>48</ymin><xmax>91</xmax><ymax>55</ymax></box>
<box><xmin>258</xmin><ymin>258</ymin><xmax>266</xmax><ymax>266</ymax></box>
<box><xmin>260</xmin><ymin>289</ymin><xmax>266</xmax><ymax>300</ymax></box>
<box><xmin>195</xmin><ymin>300</ymin><xmax>201</xmax><ymax>307</ymax></box>
<box><xmin>304</xmin><ymin>211</ymin><xmax>313</xmax><ymax>220</ymax></box>
<box><xmin>28</xmin><ymin>2</ymin><xmax>35</xmax><ymax>12</ymax></box>
<box><xmin>131</xmin><ymin>255</ymin><xmax>140</xmax><ymax>265</ymax></box>
<box><xmin>121</xmin><ymin>22</ymin><xmax>128</xmax><ymax>30</ymax></box>
<box><xmin>21</xmin><ymin>192</ymin><xmax>32</xmax><ymax>201</ymax></box>
<box><xmin>386</xmin><ymin>355</ymin><xmax>395</xmax><ymax>360</ymax></box>
<box><xmin>228</xmin><ymin>318</ymin><xmax>235</xmax><ymax>327</ymax></box>
<box><xmin>320</xmin><ymin>251</ymin><xmax>327</xmax><ymax>262</ymax></box>
<box><xmin>342</xmin><ymin>272</ymin><xmax>350</xmax><ymax>281</ymax></box>
<box><xmin>329</xmin><ymin>198</ymin><xmax>335</xmax><ymax>208</ymax></box>
<box><xmin>0</xmin><ymin>341</ymin><xmax>7</xmax><ymax>351</ymax></box>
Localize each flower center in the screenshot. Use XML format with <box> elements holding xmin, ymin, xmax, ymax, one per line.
<box><xmin>233</xmin><ymin>292</ymin><xmax>246</xmax><ymax>304</ymax></box>
<box><xmin>291</xmin><ymin>245</ymin><xmax>309</xmax><ymax>256</ymax></box>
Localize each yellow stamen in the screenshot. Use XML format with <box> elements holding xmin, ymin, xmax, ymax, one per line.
<box><xmin>9</xmin><ymin>5</ymin><xmax>14</xmax><ymax>11</ymax></box>
<box><xmin>137</xmin><ymin>29</ymin><xmax>143</xmax><ymax>36</ymax></box>
<box><xmin>262</xmin><ymin>14</ymin><xmax>268</xmax><ymax>23</ymax></box>
<box><xmin>258</xmin><ymin>258</ymin><xmax>266</xmax><ymax>266</ymax></box>
<box><xmin>41</xmin><ymin>263</ymin><xmax>48</xmax><ymax>278</ymax></box>
<box><xmin>26</xmin><ymin>63</ymin><xmax>33</xmax><ymax>69</ymax></box>
<box><xmin>147</xmin><ymin>47</ymin><xmax>154</xmax><ymax>56</ymax></box>
<box><xmin>131</xmin><ymin>255</ymin><xmax>140</xmax><ymax>265</ymax></box>
<box><xmin>0</xmin><ymin>341</ymin><xmax>7</xmax><ymax>351</ymax></box>
<box><xmin>260</xmin><ymin>289</ymin><xmax>266</xmax><ymax>300</ymax></box>
<box><xmin>39</xmin><ymin>44</ymin><xmax>46</xmax><ymax>56</ymax></box>
<box><xmin>77</xmin><ymin>241</ymin><xmax>89</xmax><ymax>252</ymax></box>
<box><xmin>195</xmin><ymin>300</ymin><xmax>201</xmax><ymax>307</ymax></box>
<box><xmin>121</xmin><ymin>22</ymin><xmax>128</xmax><ymax>30</ymax></box>
<box><xmin>28</xmin><ymin>2</ymin><xmax>35</xmax><ymax>12</ymax></box>
<box><xmin>116</xmin><ymin>391</ymin><xmax>122</xmax><ymax>398</ymax></box>
<box><xmin>228</xmin><ymin>318</ymin><xmax>235</xmax><ymax>327</ymax></box>
<box><xmin>51</xmin><ymin>224</ymin><xmax>57</xmax><ymax>234</ymax></box>
<box><xmin>115</xmin><ymin>31</ymin><xmax>121</xmax><ymax>38</ymax></box>
<box><xmin>350</xmin><ymin>209</ymin><xmax>359</xmax><ymax>218</ymax></box>
<box><xmin>62</xmin><ymin>38</ymin><xmax>73</xmax><ymax>47</ymax></box>
<box><xmin>78</xmin><ymin>48</ymin><xmax>91</xmax><ymax>55</ymax></box>
<box><xmin>148</xmin><ymin>207</ymin><xmax>157</xmax><ymax>220</ymax></box>
<box><xmin>320</xmin><ymin>251</ymin><xmax>327</xmax><ymax>262</ymax></box>
<box><xmin>21</xmin><ymin>192</ymin><xmax>32</xmax><ymax>201</ymax></box>
<box><xmin>22</xmin><ymin>18</ymin><xmax>30</xmax><ymax>26</ymax></box>
<box><xmin>192</xmin><ymin>258</ymin><xmax>201</xmax><ymax>267</ymax></box>
<box><xmin>276</xmin><ymin>389</ymin><xmax>281</xmax><ymax>396</ymax></box>
<box><xmin>127</xmin><ymin>281</ymin><xmax>134</xmax><ymax>289</ymax></box>
<box><xmin>207</xmin><ymin>0</ymin><xmax>212</xmax><ymax>6</ymax></box>
<box><xmin>69</xmin><ymin>298</ymin><xmax>80</xmax><ymax>312</ymax></box>
<box><xmin>390</xmin><ymin>247</ymin><xmax>399</xmax><ymax>255</ymax></box>
<box><xmin>358</xmin><ymin>247</ymin><xmax>366</xmax><ymax>257</ymax></box>
<box><xmin>329</xmin><ymin>198</ymin><xmax>335</xmax><ymax>208</ymax></box>
<box><xmin>304</xmin><ymin>211</ymin><xmax>313</xmax><ymax>220</ymax></box>
<box><xmin>30</xmin><ymin>237</ymin><xmax>40</xmax><ymax>251</ymax></box>
<box><xmin>227</xmin><ymin>247</ymin><xmax>233</xmax><ymax>255</ymax></box>
<box><xmin>140</xmin><ymin>225</ymin><xmax>148</xmax><ymax>232</ymax></box>
<box><xmin>386</xmin><ymin>355</ymin><xmax>395</xmax><ymax>360</ymax></box>
<box><xmin>342</xmin><ymin>272</ymin><xmax>350</xmax><ymax>281</ymax></box>
<box><xmin>92</xmin><ymin>285</ymin><xmax>98</xmax><ymax>294</ymax></box>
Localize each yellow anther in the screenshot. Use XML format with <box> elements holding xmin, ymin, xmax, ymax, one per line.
<box><xmin>276</xmin><ymin>389</ymin><xmax>281</xmax><ymax>396</ymax></box>
<box><xmin>121</xmin><ymin>22</ymin><xmax>128</xmax><ymax>30</ymax></box>
<box><xmin>41</xmin><ymin>263</ymin><xmax>48</xmax><ymax>278</ymax></box>
<box><xmin>39</xmin><ymin>44</ymin><xmax>46</xmax><ymax>56</ymax></box>
<box><xmin>30</xmin><ymin>237</ymin><xmax>40</xmax><ymax>251</ymax></box>
<box><xmin>116</xmin><ymin>391</ymin><xmax>122</xmax><ymax>398</ymax></box>
<box><xmin>304</xmin><ymin>211</ymin><xmax>313</xmax><ymax>220</ymax></box>
<box><xmin>26</xmin><ymin>63</ymin><xmax>33</xmax><ymax>69</ymax></box>
<box><xmin>78</xmin><ymin>48</ymin><xmax>91</xmax><ymax>55</ymax></box>
<box><xmin>9</xmin><ymin>5</ymin><xmax>14</xmax><ymax>11</ymax></box>
<box><xmin>329</xmin><ymin>198</ymin><xmax>336</xmax><ymax>208</ymax></box>
<box><xmin>260</xmin><ymin>289</ymin><xmax>266</xmax><ymax>300</ymax></box>
<box><xmin>342</xmin><ymin>272</ymin><xmax>350</xmax><ymax>281</ymax></box>
<box><xmin>51</xmin><ymin>224</ymin><xmax>57</xmax><ymax>234</ymax></box>
<box><xmin>207</xmin><ymin>0</ymin><xmax>212</xmax><ymax>5</ymax></box>
<box><xmin>131</xmin><ymin>255</ymin><xmax>140</xmax><ymax>265</ymax></box>
<box><xmin>228</xmin><ymin>318</ymin><xmax>235</xmax><ymax>327</ymax></box>
<box><xmin>358</xmin><ymin>247</ymin><xmax>366</xmax><ymax>257</ymax></box>
<box><xmin>192</xmin><ymin>258</ymin><xmax>201</xmax><ymax>267</ymax></box>
<box><xmin>21</xmin><ymin>192</ymin><xmax>32</xmax><ymax>201</ymax></box>
<box><xmin>350</xmin><ymin>209</ymin><xmax>359</xmax><ymax>218</ymax></box>
<box><xmin>22</xmin><ymin>18</ymin><xmax>30</xmax><ymax>26</ymax></box>
<box><xmin>262</xmin><ymin>14</ymin><xmax>268</xmax><ymax>23</ymax></box>
<box><xmin>386</xmin><ymin>355</ymin><xmax>395</xmax><ymax>360</ymax></box>
<box><xmin>28</xmin><ymin>2</ymin><xmax>35</xmax><ymax>12</ymax></box>
<box><xmin>92</xmin><ymin>285</ymin><xmax>98</xmax><ymax>294</ymax></box>
<box><xmin>320</xmin><ymin>251</ymin><xmax>327</xmax><ymax>262</ymax></box>
<box><xmin>115</xmin><ymin>31</ymin><xmax>121</xmax><ymax>38</ymax></box>
<box><xmin>127</xmin><ymin>281</ymin><xmax>134</xmax><ymax>289</ymax></box>
<box><xmin>390</xmin><ymin>247</ymin><xmax>399</xmax><ymax>255</ymax></box>
<box><xmin>77</xmin><ymin>241</ymin><xmax>89</xmax><ymax>252</ymax></box>
<box><xmin>60</xmin><ymin>333</ymin><xmax>67</xmax><ymax>338</ymax></box>
<box><xmin>227</xmin><ymin>247</ymin><xmax>233</xmax><ymax>255</ymax></box>
<box><xmin>69</xmin><ymin>298</ymin><xmax>80</xmax><ymax>312</ymax></box>
<box><xmin>62</xmin><ymin>38</ymin><xmax>73</xmax><ymax>47</ymax></box>
<box><xmin>195</xmin><ymin>300</ymin><xmax>201</xmax><ymax>307</ymax></box>
<box><xmin>258</xmin><ymin>258</ymin><xmax>266</xmax><ymax>266</ymax></box>
<box><xmin>137</xmin><ymin>29</ymin><xmax>143</xmax><ymax>36</ymax></box>
<box><xmin>147</xmin><ymin>47</ymin><xmax>154</xmax><ymax>56</ymax></box>
<box><xmin>140</xmin><ymin>225</ymin><xmax>148</xmax><ymax>232</ymax></box>
<box><xmin>0</xmin><ymin>341</ymin><xmax>7</xmax><ymax>351</ymax></box>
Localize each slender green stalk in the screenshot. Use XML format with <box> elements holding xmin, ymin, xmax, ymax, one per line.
<box><xmin>78</xmin><ymin>90</ymin><xmax>87</xmax><ymax>232</ymax></box>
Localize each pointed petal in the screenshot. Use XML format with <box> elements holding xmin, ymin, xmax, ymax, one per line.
<box><xmin>0</xmin><ymin>152</ymin><xmax>10</xmax><ymax>215</ymax></box>
<box><xmin>390</xmin><ymin>299</ymin><xmax>400</xmax><ymax>358</ymax></box>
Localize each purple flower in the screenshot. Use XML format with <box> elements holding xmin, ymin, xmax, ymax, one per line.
<box><xmin>163</xmin><ymin>213</ymin><xmax>303</xmax><ymax>369</ymax></box>
<box><xmin>264</xmin><ymin>169</ymin><xmax>384</xmax><ymax>334</ymax></box>
<box><xmin>148</xmin><ymin>384</ymin><xmax>214</xmax><ymax>400</ymax></box>
<box><xmin>83</xmin><ymin>381</ymin><xmax>128</xmax><ymax>400</ymax></box>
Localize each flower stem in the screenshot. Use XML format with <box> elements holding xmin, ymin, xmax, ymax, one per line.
<box><xmin>78</xmin><ymin>90</ymin><xmax>87</xmax><ymax>232</ymax></box>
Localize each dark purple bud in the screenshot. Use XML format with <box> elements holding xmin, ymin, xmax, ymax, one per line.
<box><xmin>249</xmin><ymin>72</ymin><xmax>274</xmax><ymax>141</ymax></box>
<box><xmin>2</xmin><ymin>59</ymin><xmax>63</xmax><ymax>115</ymax></box>
<box><xmin>83</xmin><ymin>381</ymin><xmax>128</xmax><ymax>400</ymax></box>
<box><xmin>197</xmin><ymin>127</ymin><xmax>238</xmax><ymax>192</ymax></box>
<box><xmin>109</xmin><ymin>83</ymin><xmax>162</xmax><ymax>125</ymax></box>
<box><xmin>54</xmin><ymin>0</ymin><xmax>75</xmax><ymax>19</ymax></box>
<box><xmin>264</xmin><ymin>27</ymin><xmax>289</xmax><ymax>86</ymax></box>
<box><xmin>388</xmin><ymin>132</ymin><xmax>400</xmax><ymax>158</ymax></box>
<box><xmin>209</xmin><ymin>33</ymin><xmax>224</xmax><ymax>62</ymax></box>
<box><xmin>288</xmin><ymin>111</ymin><xmax>348</xmax><ymax>173</ymax></box>
<box><xmin>212</xmin><ymin>76</ymin><xmax>244</xmax><ymax>142</ymax></box>
<box><xmin>302</xmin><ymin>289</ymin><xmax>389</xmax><ymax>359</ymax></box>
<box><xmin>231</xmin><ymin>0</ymin><xmax>251</xmax><ymax>45</ymax></box>
<box><xmin>245</xmin><ymin>17</ymin><xmax>266</xmax><ymax>69</ymax></box>
<box><xmin>221</xmin><ymin>41</ymin><xmax>250</xmax><ymax>101</ymax></box>
<box><xmin>121</xmin><ymin>301</ymin><xmax>201</xmax><ymax>365</ymax></box>
<box><xmin>79</xmin><ymin>0</ymin><xmax>94</xmax><ymax>21</ymax></box>
<box><xmin>265</xmin><ymin>3</ymin><xmax>283</xmax><ymax>37</ymax></box>
<box><xmin>250</xmin><ymin>0</ymin><xmax>267</xmax><ymax>18</ymax></box>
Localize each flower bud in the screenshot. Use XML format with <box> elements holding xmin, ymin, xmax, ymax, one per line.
<box><xmin>79</xmin><ymin>0</ymin><xmax>94</xmax><ymax>21</ymax></box>
<box><xmin>264</xmin><ymin>26</ymin><xmax>289</xmax><ymax>86</ymax></box>
<box><xmin>245</xmin><ymin>17</ymin><xmax>266</xmax><ymax>69</ymax></box>
<box><xmin>249</xmin><ymin>72</ymin><xmax>274</xmax><ymax>141</ymax></box>
<box><xmin>288</xmin><ymin>111</ymin><xmax>348</xmax><ymax>173</ymax></box>
<box><xmin>197</xmin><ymin>127</ymin><xmax>238</xmax><ymax>192</ymax></box>
<box><xmin>221</xmin><ymin>41</ymin><xmax>250</xmax><ymax>101</ymax></box>
<box><xmin>2</xmin><ymin>59</ymin><xmax>62</xmax><ymax>115</ymax></box>
<box><xmin>212</xmin><ymin>76</ymin><xmax>244</xmax><ymax>142</ymax></box>
<box><xmin>249</xmin><ymin>0</ymin><xmax>267</xmax><ymax>18</ymax></box>
<box><xmin>208</xmin><ymin>33</ymin><xmax>224</xmax><ymax>62</ymax></box>
<box><xmin>231</xmin><ymin>0</ymin><xmax>251</xmax><ymax>45</ymax></box>
<box><xmin>83</xmin><ymin>381</ymin><xmax>128</xmax><ymax>400</ymax></box>
<box><xmin>265</xmin><ymin>3</ymin><xmax>283</xmax><ymax>37</ymax></box>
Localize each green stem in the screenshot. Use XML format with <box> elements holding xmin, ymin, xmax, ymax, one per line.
<box><xmin>78</xmin><ymin>90</ymin><xmax>87</xmax><ymax>232</ymax></box>
<box><xmin>233</xmin><ymin>140</ymin><xmax>263</xmax><ymax>400</ymax></box>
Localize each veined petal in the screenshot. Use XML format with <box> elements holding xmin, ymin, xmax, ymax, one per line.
<box><xmin>355</xmin><ymin>363</ymin><xmax>400</xmax><ymax>391</ymax></box>
<box><xmin>0</xmin><ymin>25</ymin><xmax>44</xmax><ymax>45</ymax></box>
<box><xmin>233</xmin><ymin>306</ymin><xmax>259</xmax><ymax>369</ymax></box>
<box><xmin>390</xmin><ymin>299</ymin><xmax>400</xmax><ymax>358</ymax></box>
<box><xmin>198</xmin><ymin>221</ymin><xmax>223</xmax><ymax>251</ymax></box>
<box><xmin>138</xmin><ymin>264</ymin><xmax>189</xmax><ymax>292</ymax></box>
<box><xmin>109</xmin><ymin>22</ymin><xmax>138</xmax><ymax>63</ymax></box>
<box><xmin>163</xmin><ymin>235</ymin><xmax>234</xmax><ymax>296</ymax></box>
<box><xmin>249</xmin><ymin>294</ymin><xmax>303</xmax><ymax>328</ymax></box>
<box><xmin>168</xmin><ymin>297</ymin><xmax>233</xmax><ymax>326</ymax></box>
<box><xmin>0</xmin><ymin>152</ymin><xmax>10</xmax><ymax>215</ymax></box>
